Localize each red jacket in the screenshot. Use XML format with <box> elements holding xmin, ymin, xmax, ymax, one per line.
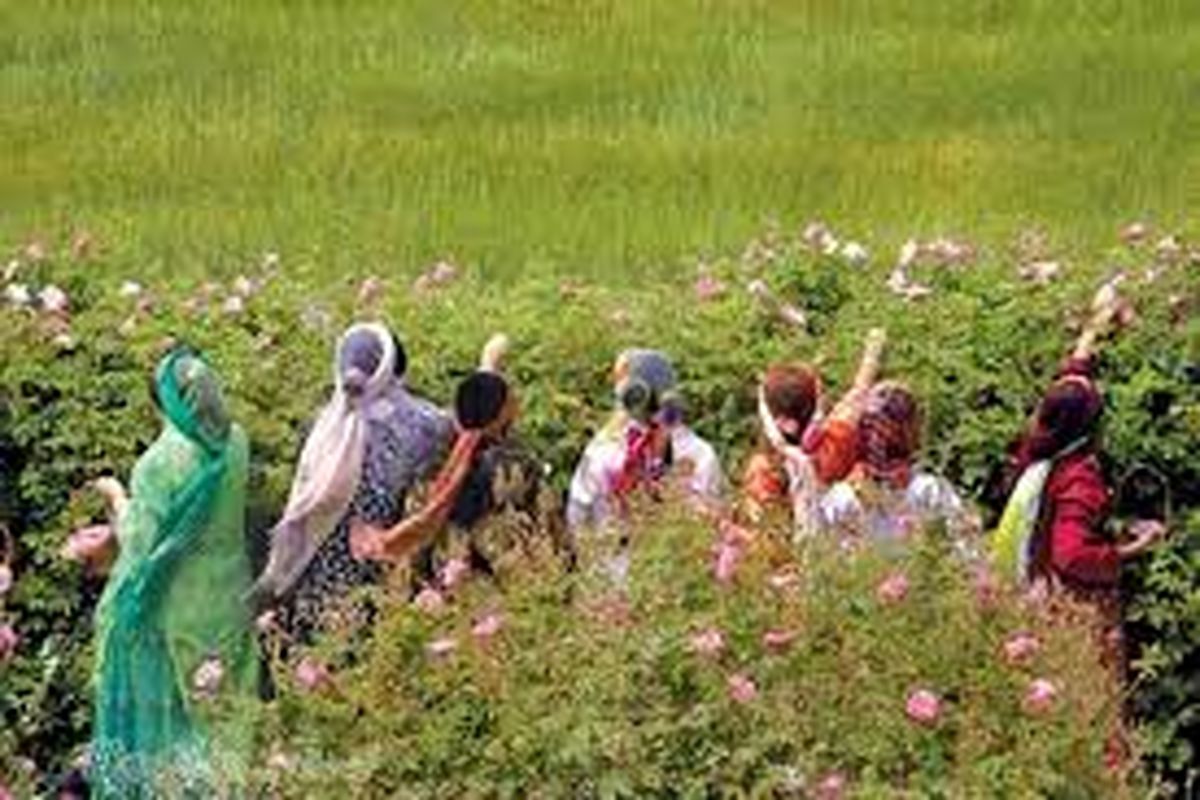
<box><xmin>1037</xmin><ymin>451</ymin><xmax>1120</xmax><ymax>589</ymax></box>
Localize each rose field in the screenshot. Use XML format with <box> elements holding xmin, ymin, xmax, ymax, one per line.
<box><xmin>2</xmin><ymin>2</ymin><xmax>1200</xmax><ymax>798</ymax></box>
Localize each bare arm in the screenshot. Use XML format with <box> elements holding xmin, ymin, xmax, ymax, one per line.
<box><xmin>1073</xmin><ymin>275</ymin><xmax>1124</xmax><ymax>361</ymax></box>
<box><xmin>828</xmin><ymin>327</ymin><xmax>887</xmax><ymax>423</ymax></box>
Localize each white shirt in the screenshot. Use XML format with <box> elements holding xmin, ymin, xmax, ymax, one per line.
<box><xmin>819</xmin><ymin>471</ymin><xmax>965</xmax><ymax>554</ymax></box>
<box><xmin>566</xmin><ymin>422</ymin><xmax>724</xmax><ymax>532</ymax></box>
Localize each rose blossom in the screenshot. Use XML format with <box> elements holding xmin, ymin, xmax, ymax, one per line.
<box><xmin>0</xmin><ymin>564</ymin><xmax>11</xmax><ymax>596</ymax></box>
<box><xmin>762</xmin><ymin>628</ymin><xmax>799</xmax><ymax>654</ymax></box>
<box><xmin>471</xmin><ymin>612</ymin><xmax>504</xmax><ymax>642</ymax></box>
<box><xmin>688</xmin><ymin>627</ymin><xmax>725</xmax><ymax>658</ymax></box>
<box><xmin>0</xmin><ymin>623</ymin><xmax>20</xmax><ymax>662</ymax></box>
<box><xmin>439</xmin><ymin>557</ymin><xmax>470</xmax><ymax>591</ymax></box>
<box><xmin>767</xmin><ymin>569</ymin><xmax>800</xmax><ymax>592</ymax></box>
<box><xmin>840</xmin><ymin>241</ymin><xmax>869</xmax><ymax>267</ymax></box>
<box><xmin>972</xmin><ymin>566</ymin><xmax>1001</xmax><ymax>612</ymax></box>
<box><xmin>427</xmin><ymin>637</ymin><xmax>458</xmax><ymax>658</ymax></box>
<box><xmin>905</xmin><ymin>688</ymin><xmax>942</xmax><ymax>726</ymax></box>
<box><xmin>1002</xmin><ymin>632</ymin><xmax>1041</xmax><ymax>667</ymax></box>
<box><xmin>712</xmin><ymin>539</ymin><xmax>742</xmax><ymax>585</ymax></box>
<box><xmin>294</xmin><ymin>656</ymin><xmax>332</xmax><ymax>691</ymax></box>
<box><xmin>1023</xmin><ymin>678</ymin><xmax>1058</xmax><ymax>716</ymax></box>
<box><xmin>876</xmin><ymin>572</ymin><xmax>910</xmax><ymax>605</ymax></box>
<box><xmin>192</xmin><ymin>655</ymin><xmax>225</xmax><ymax>700</ymax></box>
<box><xmin>814</xmin><ymin>770</ymin><xmax>847</xmax><ymax>800</ymax></box>
<box><xmin>413</xmin><ymin>587</ymin><xmax>446</xmax><ymax>615</ymax></box>
<box><xmin>694</xmin><ymin>273</ymin><xmax>726</xmax><ymax>302</ymax></box>
<box><xmin>727</xmin><ymin>672</ymin><xmax>758</xmax><ymax>704</ymax></box>
<box><xmin>39</xmin><ymin>284</ymin><xmax>70</xmax><ymax>316</ymax></box>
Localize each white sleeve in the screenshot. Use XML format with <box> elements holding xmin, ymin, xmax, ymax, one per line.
<box><xmin>690</xmin><ymin>439</ymin><xmax>725</xmax><ymax>501</ymax></box>
<box><xmin>819</xmin><ymin>483</ymin><xmax>862</xmax><ymax>532</ymax></box>
<box><xmin>567</xmin><ymin>442</ymin><xmax>609</xmax><ymax>532</ymax></box>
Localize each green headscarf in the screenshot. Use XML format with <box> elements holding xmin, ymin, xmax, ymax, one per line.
<box><xmin>92</xmin><ymin>349</ymin><xmax>258</xmax><ymax>798</ymax></box>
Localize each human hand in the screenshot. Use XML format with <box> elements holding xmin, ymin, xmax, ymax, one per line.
<box><xmin>348</xmin><ymin>518</ymin><xmax>387</xmax><ymax>561</ymax></box>
<box><xmin>1119</xmin><ymin>519</ymin><xmax>1167</xmax><ymax>559</ymax></box>
<box><xmin>93</xmin><ymin>477</ymin><xmax>128</xmax><ymax>515</ymax></box>
<box><xmin>479</xmin><ymin>333</ymin><xmax>511</xmax><ymax>373</ymax></box>
<box><xmin>62</xmin><ymin>524</ymin><xmax>117</xmax><ymax>573</ymax></box>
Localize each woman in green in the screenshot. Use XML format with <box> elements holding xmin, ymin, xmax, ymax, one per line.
<box><xmin>85</xmin><ymin>348</ymin><xmax>259</xmax><ymax>797</ymax></box>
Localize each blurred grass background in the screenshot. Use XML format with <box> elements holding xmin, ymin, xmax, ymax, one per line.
<box><xmin>2</xmin><ymin>0</ymin><xmax>1199</xmax><ymax>282</ymax></box>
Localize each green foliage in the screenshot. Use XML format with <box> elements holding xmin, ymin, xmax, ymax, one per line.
<box><xmin>253</xmin><ymin>511</ymin><xmax>1137</xmax><ymax>798</ymax></box>
<box><xmin>1</xmin><ymin>225</ymin><xmax>1198</xmax><ymax>793</ymax></box>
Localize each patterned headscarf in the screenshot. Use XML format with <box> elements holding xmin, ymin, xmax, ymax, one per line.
<box><xmin>857</xmin><ymin>381</ymin><xmax>921</xmax><ymax>489</ymax></box>
<box><xmin>256</xmin><ymin>323</ymin><xmax>407</xmax><ymax>598</ymax></box>
<box><xmin>612</xmin><ymin>349</ymin><xmax>682</xmax><ymax>425</ymax></box>
<box><xmin>606</xmin><ymin>349</ymin><xmax>682</xmax><ymax>499</ymax></box>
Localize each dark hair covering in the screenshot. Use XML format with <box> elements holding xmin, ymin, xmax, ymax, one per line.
<box><xmin>763</xmin><ymin>364</ymin><xmax>820</xmax><ymax>443</ymax></box>
<box><xmin>1021</xmin><ymin>375</ymin><xmax>1103</xmax><ymax>465</ymax></box>
<box><xmin>455</xmin><ymin>371</ymin><xmax>510</xmax><ymax>430</ymax></box>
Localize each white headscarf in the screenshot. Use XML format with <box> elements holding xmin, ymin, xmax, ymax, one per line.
<box><xmin>255</xmin><ymin>322</ymin><xmax>399</xmax><ymax>599</ymax></box>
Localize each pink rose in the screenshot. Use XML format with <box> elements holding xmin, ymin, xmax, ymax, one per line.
<box><xmin>255</xmin><ymin>610</ymin><xmax>280</xmax><ymax>635</ymax></box>
<box><xmin>1002</xmin><ymin>632</ymin><xmax>1041</xmax><ymax>667</ymax></box>
<box><xmin>694</xmin><ymin>273</ymin><xmax>726</xmax><ymax>303</ymax></box>
<box><xmin>767</xmin><ymin>569</ymin><xmax>800</xmax><ymax>592</ymax></box>
<box><xmin>294</xmin><ymin>657</ymin><xmax>332</xmax><ymax>692</ymax></box>
<box><xmin>688</xmin><ymin>628</ymin><xmax>725</xmax><ymax>658</ymax></box>
<box><xmin>192</xmin><ymin>655</ymin><xmax>225</xmax><ymax>700</ymax></box>
<box><xmin>430</xmin><ymin>261</ymin><xmax>459</xmax><ymax>285</ymax></box>
<box><xmin>0</xmin><ymin>564</ymin><xmax>11</xmax><ymax>596</ymax></box>
<box><xmin>0</xmin><ymin>623</ymin><xmax>19</xmax><ymax>662</ymax></box>
<box><xmin>414</xmin><ymin>587</ymin><xmax>446</xmax><ymax>615</ymax></box>
<box><xmin>905</xmin><ymin>688</ymin><xmax>942</xmax><ymax>726</ymax></box>
<box><xmin>357</xmin><ymin>277</ymin><xmax>384</xmax><ymax>306</ymax></box>
<box><xmin>427</xmin><ymin>637</ymin><xmax>458</xmax><ymax>659</ymax></box>
<box><xmin>1119</xmin><ymin>221</ymin><xmax>1149</xmax><ymax>245</ymax></box>
<box><xmin>1023</xmin><ymin>678</ymin><xmax>1058</xmax><ymax>716</ymax></box>
<box><xmin>876</xmin><ymin>572</ymin><xmax>910</xmax><ymax>605</ymax></box>
<box><xmin>439</xmin><ymin>558</ymin><xmax>470</xmax><ymax>592</ymax></box>
<box><xmin>712</xmin><ymin>540</ymin><xmax>742</xmax><ymax>586</ymax></box>
<box><xmin>762</xmin><ymin>628</ymin><xmax>799</xmax><ymax>654</ymax></box>
<box><xmin>972</xmin><ymin>566</ymin><xmax>1001</xmax><ymax>613</ymax></box>
<box><xmin>0</xmin><ymin>782</ymin><xmax>12</xmax><ymax>800</ymax></box>
<box><xmin>584</xmin><ymin>594</ymin><xmax>634</xmax><ymax>628</ymax></box>
<box><xmin>814</xmin><ymin>771</ymin><xmax>848</xmax><ymax>800</ymax></box>
<box><xmin>727</xmin><ymin>672</ymin><xmax>758</xmax><ymax>704</ymax></box>
<box><xmin>471</xmin><ymin>612</ymin><xmax>504</xmax><ymax>642</ymax></box>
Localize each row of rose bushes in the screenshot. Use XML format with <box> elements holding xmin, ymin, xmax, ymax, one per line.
<box><xmin>234</xmin><ymin>509</ymin><xmax>1135</xmax><ymax>797</ymax></box>
<box><xmin>1</xmin><ymin>221</ymin><xmax>1198</xmax><ymax>794</ymax></box>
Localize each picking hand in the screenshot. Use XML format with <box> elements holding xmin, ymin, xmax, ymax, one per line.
<box><xmin>62</xmin><ymin>524</ymin><xmax>116</xmax><ymax>572</ymax></box>
<box><xmin>348</xmin><ymin>518</ymin><xmax>387</xmax><ymax>561</ymax></box>
<box><xmin>1119</xmin><ymin>519</ymin><xmax>1167</xmax><ymax>559</ymax></box>
<box><xmin>479</xmin><ymin>333</ymin><xmax>511</xmax><ymax>373</ymax></box>
<box><xmin>93</xmin><ymin>477</ymin><xmax>128</xmax><ymax>515</ymax></box>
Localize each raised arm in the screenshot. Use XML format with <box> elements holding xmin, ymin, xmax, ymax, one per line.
<box><xmin>1071</xmin><ymin>275</ymin><xmax>1125</xmax><ymax>363</ymax></box>
<box><xmin>827</xmin><ymin>327</ymin><xmax>887</xmax><ymax>423</ymax></box>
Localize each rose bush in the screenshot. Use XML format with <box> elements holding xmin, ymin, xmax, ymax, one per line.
<box><xmin>251</xmin><ymin>509</ymin><xmax>1137</xmax><ymax>797</ymax></box>
<box><xmin>0</xmin><ymin>222</ymin><xmax>1197</xmax><ymax>793</ymax></box>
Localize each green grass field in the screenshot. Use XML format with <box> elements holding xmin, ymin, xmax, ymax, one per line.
<box><xmin>3</xmin><ymin>0</ymin><xmax>1200</xmax><ymax>282</ymax></box>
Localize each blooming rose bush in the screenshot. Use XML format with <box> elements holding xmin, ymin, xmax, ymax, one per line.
<box><xmin>249</xmin><ymin>507</ymin><xmax>1138</xmax><ymax>797</ymax></box>
<box><xmin>0</xmin><ymin>223</ymin><xmax>1197</xmax><ymax>793</ymax></box>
